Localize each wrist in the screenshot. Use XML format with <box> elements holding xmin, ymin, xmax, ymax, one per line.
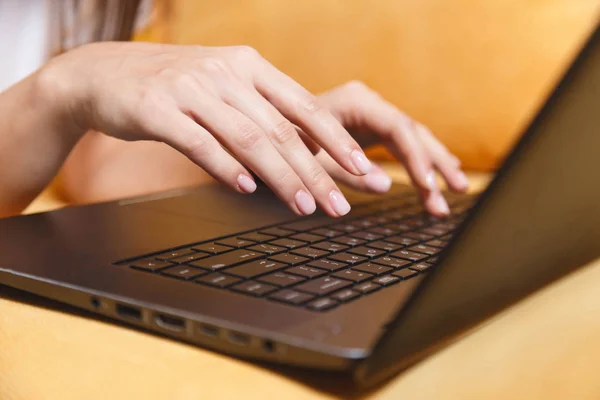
<box><xmin>33</xmin><ymin>58</ymin><xmax>88</xmax><ymax>142</ymax></box>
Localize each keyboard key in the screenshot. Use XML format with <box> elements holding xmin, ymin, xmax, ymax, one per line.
<box><xmin>384</xmin><ymin>222</ymin><xmax>413</xmax><ymax>233</ymax></box>
<box><xmin>232</xmin><ymin>281</ymin><xmax>277</xmax><ymax>297</ymax></box>
<box><xmin>348</xmin><ymin>246</ymin><xmax>385</xmax><ymax>259</ymax></box>
<box><xmin>420</xmin><ymin>227</ymin><xmax>449</xmax><ymax>236</ymax></box>
<box><xmin>247</xmin><ymin>243</ymin><xmax>286</xmax><ymax>255</ymax></box>
<box><xmin>189</xmin><ymin>250</ymin><xmax>263</xmax><ymax>270</ymax></box>
<box><xmin>311</xmin><ymin>228</ymin><xmax>342</xmax><ymax>238</ymax></box>
<box><xmin>286</xmin><ymin>265</ymin><xmax>327</xmax><ymax>278</ymax></box>
<box><xmin>307</xmin><ymin>298</ymin><xmax>339</xmax><ymax>311</ymax></box>
<box><xmin>383</xmin><ymin>236</ymin><xmax>418</xmax><ymax>246</ymax></box>
<box><xmin>155</xmin><ymin>249</ymin><xmax>196</xmax><ymax>261</ymax></box>
<box><xmin>410</xmin><ymin>262</ymin><xmax>433</xmax><ymax>272</ymax></box>
<box><xmin>331</xmin><ymin>223</ymin><xmax>360</xmax><ymax>233</ymax></box>
<box><xmin>269</xmin><ymin>290</ymin><xmax>314</xmax><ymax>305</ymax></box>
<box><xmin>328</xmin><ymin>253</ymin><xmax>368</xmax><ymax>265</ymax></box>
<box><xmin>349</xmin><ymin>232</ymin><xmax>383</xmax><ymax>241</ymax></box>
<box><xmin>258</xmin><ymin>272</ymin><xmax>306</xmax><ymax>287</ymax></box>
<box><xmin>290</xmin><ymin>247</ymin><xmax>329</xmax><ymax>259</ymax></box>
<box><xmin>428</xmin><ymin>256</ymin><xmax>440</xmax><ymax>263</ymax></box>
<box><xmin>364</xmin><ymin>215</ymin><xmax>392</xmax><ymax>225</ymax></box>
<box><xmin>373</xmin><ymin>275</ymin><xmax>401</xmax><ymax>286</ymax></box>
<box><xmin>295</xmin><ymin>277</ymin><xmax>352</xmax><ymax>296</ymax></box>
<box><xmin>161</xmin><ymin>265</ymin><xmax>206</xmax><ymax>280</ymax></box>
<box><xmin>259</xmin><ymin>227</ymin><xmax>295</xmax><ymax>237</ymax></box>
<box><xmin>308</xmin><ymin>259</ymin><xmax>347</xmax><ymax>271</ymax></box>
<box><xmin>366</xmin><ymin>241</ymin><xmax>403</xmax><ymax>252</ymax></box>
<box><xmin>196</xmin><ymin>273</ymin><xmax>242</xmax><ymax>288</ymax></box>
<box><xmin>391</xmin><ymin>250</ymin><xmax>429</xmax><ymax>262</ymax></box>
<box><xmin>130</xmin><ymin>259</ymin><xmax>173</xmax><ymax>272</ymax></box>
<box><xmin>353</xmin><ymin>219</ymin><xmax>377</xmax><ymax>228</ymax></box>
<box><xmin>170</xmin><ymin>252</ymin><xmax>210</xmax><ymax>264</ymax></box>
<box><xmin>368</xmin><ymin>227</ymin><xmax>396</xmax><ymax>236</ymax></box>
<box><xmin>269</xmin><ymin>253</ymin><xmax>309</xmax><ymax>266</ymax></box>
<box><xmin>353</xmin><ymin>281</ymin><xmax>381</xmax><ymax>294</ymax></box>
<box><xmin>226</xmin><ymin>260</ymin><xmax>287</xmax><ymax>278</ymax></box>
<box><xmin>281</xmin><ymin>217</ymin><xmax>332</xmax><ymax>232</ymax></box>
<box><xmin>403</xmin><ymin>232</ymin><xmax>434</xmax><ymax>242</ymax></box>
<box><xmin>353</xmin><ymin>263</ymin><xmax>392</xmax><ymax>275</ymax></box>
<box><xmin>408</xmin><ymin>245</ymin><xmax>440</xmax><ymax>256</ymax></box>
<box><xmin>332</xmin><ymin>269</ymin><xmax>373</xmax><ymax>283</ymax></box>
<box><xmin>371</xmin><ymin>256</ymin><xmax>411</xmax><ymax>269</ymax></box>
<box><xmin>289</xmin><ymin>233</ymin><xmax>324</xmax><ymax>244</ymax></box>
<box><xmin>216</xmin><ymin>238</ymin><xmax>255</xmax><ymax>248</ymax></box>
<box><xmin>238</xmin><ymin>232</ymin><xmax>275</xmax><ymax>243</ymax></box>
<box><xmin>425</xmin><ymin>239</ymin><xmax>448</xmax><ymax>248</ymax></box>
<box><xmin>192</xmin><ymin>243</ymin><xmax>233</xmax><ymax>255</ymax></box>
<box><xmin>392</xmin><ymin>269</ymin><xmax>419</xmax><ymax>280</ymax></box>
<box><xmin>331</xmin><ymin>289</ymin><xmax>360</xmax><ymax>303</ymax></box>
<box><xmin>311</xmin><ymin>241</ymin><xmax>349</xmax><ymax>253</ymax></box>
<box><xmin>270</xmin><ymin>238</ymin><xmax>306</xmax><ymax>249</ymax></box>
<box><xmin>331</xmin><ymin>236</ymin><xmax>366</xmax><ymax>247</ymax></box>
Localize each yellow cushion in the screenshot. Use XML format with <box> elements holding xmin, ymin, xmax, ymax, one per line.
<box><xmin>156</xmin><ymin>0</ymin><xmax>598</xmax><ymax>170</ymax></box>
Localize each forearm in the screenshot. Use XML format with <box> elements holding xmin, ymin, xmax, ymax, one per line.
<box><xmin>0</xmin><ymin>70</ymin><xmax>83</xmax><ymax>217</ymax></box>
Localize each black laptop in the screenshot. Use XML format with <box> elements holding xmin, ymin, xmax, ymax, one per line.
<box><xmin>1</xmin><ymin>26</ymin><xmax>598</xmax><ymax>388</ymax></box>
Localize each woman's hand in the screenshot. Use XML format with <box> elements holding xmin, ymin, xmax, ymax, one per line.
<box><xmin>44</xmin><ymin>42</ymin><xmax>374</xmax><ymax>218</ymax></box>
<box><xmin>315</xmin><ymin>81</ymin><xmax>469</xmax><ymax>215</ymax></box>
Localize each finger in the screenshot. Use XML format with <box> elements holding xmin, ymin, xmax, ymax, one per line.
<box><xmin>315</xmin><ymin>150</ymin><xmax>392</xmax><ymax>194</ymax></box>
<box><xmin>328</xmin><ymin>90</ymin><xmax>449</xmax><ymax>215</ymax></box>
<box><xmin>253</xmin><ymin>62</ymin><xmax>373</xmax><ymax>177</ymax></box>
<box><xmin>297</xmin><ymin>128</ymin><xmax>321</xmax><ymax>156</ymax></box>
<box><xmin>416</xmin><ymin>123</ymin><xmax>469</xmax><ymax>192</ymax></box>
<box><xmin>418</xmin><ymin>187</ymin><xmax>451</xmax><ymax>218</ymax></box>
<box><xmin>139</xmin><ymin>106</ymin><xmax>257</xmax><ymax>194</ymax></box>
<box><xmin>223</xmin><ymin>85</ymin><xmax>351</xmax><ymax>217</ymax></box>
<box><xmin>180</xmin><ymin>94</ymin><xmax>320</xmax><ymax>216</ymax></box>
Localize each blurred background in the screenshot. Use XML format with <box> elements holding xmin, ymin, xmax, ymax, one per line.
<box><xmin>140</xmin><ymin>0</ymin><xmax>598</xmax><ymax>171</ymax></box>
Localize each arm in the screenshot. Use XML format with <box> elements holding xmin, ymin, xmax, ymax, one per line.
<box><xmin>0</xmin><ymin>71</ymin><xmax>83</xmax><ymax>217</ymax></box>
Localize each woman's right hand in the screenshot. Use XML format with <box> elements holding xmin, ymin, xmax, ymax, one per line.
<box><xmin>43</xmin><ymin>42</ymin><xmax>374</xmax><ymax>218</ymax></box>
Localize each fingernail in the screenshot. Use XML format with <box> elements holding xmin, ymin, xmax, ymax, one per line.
<box><xmin>433</xmin><ymin>193</ymin><xmax>450</xmax><ymax>215</ymax></box>
<box><xmin>329</xmin><ymin>190</ymin><xmax>351</xmax><ymax>216</ymax></box>
<box><xmin>426</xmin><ymin>171</ymin><xmax>438</xmax><ymax>191</ymax></box>
<box><xmin>350</xmin><ymin>150</ymin><xmax>372</xmax><ymax>175</ymax></box>
<box><xmin>237</xmin><ymin>174</ymin><xmax>257</xmax><ymax>193</ymax></box>
<box><xmin>364</xmin><ymin>172</ymin><xmax>393</xmax><ymax>193</ymax></box>
<box><xmin>295</xmin><ymin>190</ymin><xmax>316</xmax><ymax>215</ymax></box>
<box><xmin>456</xmin><ymin>171</ymin><xmax>470</xmax><ymax>190</ymax></box>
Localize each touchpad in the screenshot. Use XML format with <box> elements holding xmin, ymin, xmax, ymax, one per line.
<box><xmin>134</xmin><ymin>184</ymin><xmax>301</xmax><ymax>230</ymax></box>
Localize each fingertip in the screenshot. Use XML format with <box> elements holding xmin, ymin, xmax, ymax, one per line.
<box><xmin>236</xmin><ymin>173</ymin><xmax>257</xmax><ymax>194</ymax></box>
<box><xmin>363</xmin><ymin>171</ymin><xmax>393</xmax><ymax>193</ymax></box>
<box><xmin>350</xmin><ymin>149</ymin><xmax>373</xmax><ymax>175</ymax></box>
<box><xmin>423</xmin><ymin>190</ymin><xmax>450</xmax><ymax>217</ymax></box>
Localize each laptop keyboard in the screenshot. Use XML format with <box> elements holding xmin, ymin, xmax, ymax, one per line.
<box><xmin>119</xmin><ymin>192</ymin><xmax>474</xmax><ymax>312</ymax></box>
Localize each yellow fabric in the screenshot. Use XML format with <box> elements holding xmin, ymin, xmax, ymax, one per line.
<box><xmin>153</xmin><ymin>0</ymin><xmax>598</xmax><ymax>170</ymax></box>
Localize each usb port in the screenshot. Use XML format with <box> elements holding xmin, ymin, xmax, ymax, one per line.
<box><xmin>198</xmin><ymin>324</ymin><xmax>219</xmax><ymax>337</ymax></box>
<box><xmin>228</xmin><ymin>331</ymin><xmax>250</xmax><ymax>346</ymax></box>
<box><xmin>154</xmin><ymin>313</ymin><xmax>185</xmax><ymax>332</ymax></box>
<box><xmin>116</xmin><ymin>304</ymin><xmax>142</xmax><ymax>321</ymax></box>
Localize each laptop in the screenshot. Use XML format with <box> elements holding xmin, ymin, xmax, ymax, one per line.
<box><xmin>1</xmin><ymin>25</ymin><xmax>598</xmax><ymax>388</ymax></box>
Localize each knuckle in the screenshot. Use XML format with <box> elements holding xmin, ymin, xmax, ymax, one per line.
<box><xmin>235</xmin><ymin>123</ymin><xmax>263</xmax><ymax>150</ymax></box>
<box><xmin>273</xmin><ymin>168</ymin><xmax>296</xmax><ymax>191</ymax></box>
<box><xmin>185</xmin><ymin>135</ymin><xmax>214</xmax><ymax>159</ymax></box>
<box><xmin>233</xmin><ymin>45</ymin><xmax>260</xmax><ymax>60</ymax></box>
<box><xmin>344</xmin><ymin>79</ymin><xmax>370</xmax><ymax>94</ymax></box>
<box><xmin>301</xmin><ymin>94</ymin><xmax>324</xmax><ymax>115</ymax></box>
<box><xmin>305</xmin><ymin>164</ymin><xmax>329</xmax><ymax>187</ymax></box>
<box><xmin>270</xmin><ymin>120</ymin><xmax>298</xmax><ymax>146</ymax></box>
<box><xmin>199</xmin><ymin>56</ymin><xmax>231</xmax><ymax>77</ymax></box>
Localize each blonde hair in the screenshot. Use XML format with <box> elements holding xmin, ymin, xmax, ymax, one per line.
<box><xmin>52</xmin><ymin>0</ymin><xmax>171</xmax><ymax>54</ymax></box>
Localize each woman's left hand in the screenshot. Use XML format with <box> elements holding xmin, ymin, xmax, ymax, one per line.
<box><xmin>314</xmin><ymin>81</ymin><xmax>469</xmax><ymax>216</ymax></box>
